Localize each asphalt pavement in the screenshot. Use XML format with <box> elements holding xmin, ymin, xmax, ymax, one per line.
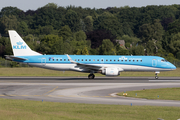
<box><xmin>0</xmin><ymin>77</ymin><xmax>180</xmax><ymax>106</ymax></box>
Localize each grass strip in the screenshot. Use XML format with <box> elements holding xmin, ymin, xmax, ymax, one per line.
<box><xmin>117</xmin><ymin>88</ymin><xmax>180</xmax><ymax>100</ymax></box>
<box><xmin>0</xmin><ymin>98</ymin><xmax>180</xmax><ymax>120</ymax></box>
<box><xmin>0</xmin><ymin>67</ymin><xmax>179</xmax><ymax>77</ymax></box>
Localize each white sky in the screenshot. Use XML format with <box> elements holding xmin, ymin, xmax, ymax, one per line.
<box><xmin>0</xmin><ymin>0</ymin><xmax>180</xmax><ymax>11</ymax></box>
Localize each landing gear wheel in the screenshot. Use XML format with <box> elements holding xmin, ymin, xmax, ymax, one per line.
<box><xmin>88</xmin><ymin>74</ymin><xmax>95</xmax><ymax>79</ymax></box>
<box><xmin>155</xmin><ymin>73</ymin><xmax>159</xmax><ymax>79</ymax></box>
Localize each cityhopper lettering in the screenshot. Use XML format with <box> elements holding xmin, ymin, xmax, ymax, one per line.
<box><xmin>13</xmin><ymin>41</ymin><xmax>26</xmax><ymax>49</ymax></box>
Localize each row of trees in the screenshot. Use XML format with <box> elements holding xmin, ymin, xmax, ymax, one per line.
<box><xmin>0</xmin><ymin>3</ymin><xmax>180</xmax><ymax>66</ymax></box>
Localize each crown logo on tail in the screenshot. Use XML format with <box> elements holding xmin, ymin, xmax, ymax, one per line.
<box><xmin>16</xmin><ymin>41</ymin><xmax>23</xmax><ymax>45</ymax></box>
<box><xmin>13</xmin><ymin>41</ymin><xmax>26</xmax><ymax>49</ymax></box>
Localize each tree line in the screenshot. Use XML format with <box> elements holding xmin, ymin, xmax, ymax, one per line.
<box><xmin>0</xmin><ymin>3</ymin><xmax>180</xmax><ymax>67</ymax></box>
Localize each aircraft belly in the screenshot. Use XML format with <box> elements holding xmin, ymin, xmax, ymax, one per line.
<box><xmin>29</xmin><ymin>63</ymin><xmax>72</xmax><ymax>71</ymax></box>
<box><xmin>28</xmin><ymin>63</ymin><xmax>172</xmax><ymax>72</ymax></box>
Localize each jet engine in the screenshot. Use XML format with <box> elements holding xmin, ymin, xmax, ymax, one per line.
<box><xmin>101</xmin><ymin>68</ymin><xmax>120</xmax><ymax>76</ymax></box>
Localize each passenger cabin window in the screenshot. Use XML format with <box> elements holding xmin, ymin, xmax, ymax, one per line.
<box><xmin>64</xmin><ymin>59</ymin><xmax>66</xmax><ymax>61</ymax></box>
<box><xmin>89</xmin><ymin>59</ymin><xmax>91</xmax><ymax>61</ymax></box>
<box><xmin>56</xmin><ymin>59</ymin><xmax>58</xmax><ymax>61</ymax></box>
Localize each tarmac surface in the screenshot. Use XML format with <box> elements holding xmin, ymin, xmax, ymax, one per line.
<box><xmin>0</xmin><ymin>77</ymin><xmax>180</xmax><ymax>106</ymax></box>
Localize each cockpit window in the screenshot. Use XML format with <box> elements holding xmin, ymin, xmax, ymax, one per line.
<box><xmin>161</xmin><ymin>59</ymin><xmax>165</xmax><ymax>62</ymax></box>
<box><xmin>161</xmin><ymin>59</ymin><xmax>168</xmax><ymax>62</ymax></box>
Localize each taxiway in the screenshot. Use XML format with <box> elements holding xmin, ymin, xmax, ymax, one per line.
<box><xmin>0</xmin><ymin>77</ymin><xmax>180</xmax><ymax>106</ymax></box>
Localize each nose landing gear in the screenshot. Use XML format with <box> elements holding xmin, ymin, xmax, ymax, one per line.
<box><xmin>155</xmin><ymin>71</ymin><xmax>160</xmax><ymax>79</ymax></box>
<box><xmin>155</xmin><ymin>75</ymin><xmax>159</xmax><ymax>79</ymax></box>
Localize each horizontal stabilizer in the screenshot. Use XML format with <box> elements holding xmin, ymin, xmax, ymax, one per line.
<box><xmin>5</xmin><ymin>55</ymin><xmax>27</xmax><ymax>61</ymax></box>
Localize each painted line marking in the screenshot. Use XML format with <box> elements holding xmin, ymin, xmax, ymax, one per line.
<box><xmin>43</xmin><ymin>86</ymin><xmax>58</xmax><ymax>95</ymax></box>
<box><xmin>21</xmin><ymin>95</ymin><xmax>29</xmax><ymax>96</ymax></box>
<box><xmin>110</xmin><ymin>93</ymin><xmax>118</xmax><ymax>97</ymax></box>
<box><xmin>149</xmin><ymin>80</ymin><xmax>180</xmax><ymax>82</ymax></box>
<box><xmin>0</xmin><ymin>94</ymin><xmax>112</xmax><ymax>98</ymax></box>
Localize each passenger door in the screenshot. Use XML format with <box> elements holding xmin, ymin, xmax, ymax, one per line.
<box><xmin>152</xmin><ymin>59</ymin><xmax>157</xmax><ymax>67</ymax></box>
<box><xmin>41</xmin><ymin>58</ymin><xmax>46</xmax><ymax>66</ymax></box>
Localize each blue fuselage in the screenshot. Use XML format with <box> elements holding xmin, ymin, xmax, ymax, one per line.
<box><xmin>14</xmin><ymin>55</ymin><xmax>176</xmax><ymax>72</ymax></box>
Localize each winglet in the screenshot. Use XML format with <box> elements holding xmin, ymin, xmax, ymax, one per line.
<box><xmin>66</xmin><ymin>54</ymin><xmax>77</xmax><ymax>64</ymax></box>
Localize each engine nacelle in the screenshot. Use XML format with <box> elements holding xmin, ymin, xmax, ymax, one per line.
<box><xmin>102</xmin><ymin>68</ymin><xmax>120</xmax><ymax>76</ymax></box>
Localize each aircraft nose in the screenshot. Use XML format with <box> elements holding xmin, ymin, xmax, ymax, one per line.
<box><xmin>171</xmin><ymin>64</ymin><xmax>176</xmax><ymax>70</ymax></box>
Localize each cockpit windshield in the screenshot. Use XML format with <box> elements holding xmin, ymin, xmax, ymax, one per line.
<box><xmin>161</xmin><ymin>59</ymin><xmax>168</xmax><ymax>62</ymax></box>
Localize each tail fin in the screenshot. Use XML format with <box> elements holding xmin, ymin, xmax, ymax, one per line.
<box><xmin>8</xmin><ymin>30</ymin><xmax>42</xmax><ymax>56</ymax></box>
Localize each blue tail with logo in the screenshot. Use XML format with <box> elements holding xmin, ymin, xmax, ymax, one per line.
<box><xmin>8</xmin><ymin>30</ymin><xmax>42</xmax><ymax>56</ymax></box>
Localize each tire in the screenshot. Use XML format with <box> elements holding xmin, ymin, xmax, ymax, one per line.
<box><xmin>88</xmin><ymin>74</ymin><xmax>91</xmax><ymax>79</ymax></box>
<box><xmin>92</xmin><ymin>74</ymin><xmax>95</xmax><ymax>79</ymax></box>
<box><xmin>88</xmin><ymin>74</ymin><xmax>95</xmax><ymax>79</ymax></box>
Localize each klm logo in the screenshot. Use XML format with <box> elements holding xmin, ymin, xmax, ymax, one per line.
<box><xmin>119</xmin><ymin>56</ymin><xmax>128</xmax><ymax>60</ymax></box>
<box><xmin>13</xmin><ymin>41</ymin><xmax>26</xmax><ymax>49</ymax></box>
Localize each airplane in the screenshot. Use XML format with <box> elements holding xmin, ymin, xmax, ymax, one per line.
<box><xmin>5</xmin><ymin>30</ymin><xmax>176</xmax><ymax>79</ymax></box>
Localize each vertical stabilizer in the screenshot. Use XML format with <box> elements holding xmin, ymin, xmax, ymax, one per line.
<box><xmin>8</xmin><ymin>30</ymin><xmax>42</xmax><ymax>56</ymax></box>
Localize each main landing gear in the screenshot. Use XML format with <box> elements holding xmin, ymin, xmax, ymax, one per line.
<box><xmin>155</xmin><ymin>71</ymin><xmax>160</xmax><ymax>79</ymax></box>
<box><xmin>88</xmin><ymin>74</ymin><xmax>95</xmax><ymax>79</ymax></box>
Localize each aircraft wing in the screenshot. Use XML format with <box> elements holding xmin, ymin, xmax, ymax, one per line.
<box><xmin>66</xmin><ymin>54</ymin><xmax>102</xmax><ymax>70</ymax></box>
<box><xmin>5</xmin><ymin>55</ymin><xmax>27</xmax><ymax>61</ymax></box>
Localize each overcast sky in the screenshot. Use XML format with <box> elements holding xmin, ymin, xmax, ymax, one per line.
<box><xmin>0</xmin><ymin>0</ymin><xmax>180</xmax><ymax>11</ymax></box>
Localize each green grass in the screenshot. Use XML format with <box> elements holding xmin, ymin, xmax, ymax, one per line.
<box><xmin>0</xmin><ymin>67</ymin><xmax>179</xmax><ymax>77</ymax></box>
<box><xmin>0</xmin><ymin>67</ymin><xmax>90</xmax><ymax>77</ymax></box>
<box><xmin>0</xmin><ymin>98</ymin><xmax>180</xmax><ymax>120</ymax></box>
<box><xmin>117</xmin><ymin>88</ymin><xmax>180</xmax><ymax>100</ymax></box>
